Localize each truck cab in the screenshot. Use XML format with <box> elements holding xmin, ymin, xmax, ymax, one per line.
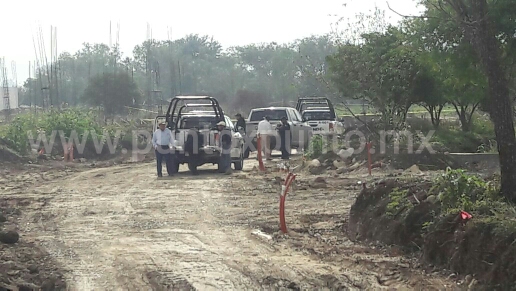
<box><xmin>153</xmin><ymin>96</ymin><xmax>245</xmax><ymax>172</ymax></box>
<box><xmin>296</xmin><ymin>97</ymin><xmax>343</xmax><ymax>136</ymax></box>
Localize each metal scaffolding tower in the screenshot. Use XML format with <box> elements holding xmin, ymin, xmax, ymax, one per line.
<box><xmin>1</xmin><ymin>58</ymin><xmax>10</xmax><ymax>111</ymax></box>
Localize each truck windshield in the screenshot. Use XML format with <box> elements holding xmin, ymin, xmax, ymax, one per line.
<box><xmin>303</xmin><ymin>111</ymin><xmax>332</xmax><ymax>121</ymax></box>
<box><xmin>180</xmin><ymin>116</ymin><xmax>218</xmax><ymax>129</ymax></box>
<box><xmin>249</xmin><ymin>109</ymin><xmax>288</xmax><ymax>122</ymax></box>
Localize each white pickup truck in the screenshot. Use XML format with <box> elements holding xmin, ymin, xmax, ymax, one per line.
<box><xmin>296</xmin><ymin>97</ymin><xmax>343</xmax><ymax>136</ymax></box>
<box><xmin>301</xmin><ymin>108</ymin><xmax>345</xmax><ymax>136</ymax></box>
<box><xmin>153</xmin><ymin>96</ymin><xmax>245</xmax><ymax>171</ymax></box>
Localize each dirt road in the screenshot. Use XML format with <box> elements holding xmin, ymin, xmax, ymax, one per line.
<box><xmin>9</xmin><ymin>158</ymin><xmax>458</xmax><ymax>290</ymax></box>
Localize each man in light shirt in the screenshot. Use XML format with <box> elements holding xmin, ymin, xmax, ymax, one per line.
<box><xmin>152</xmin><ymin>121</ymin><xmax>176</xmax><ymax>177</ymax></box>
<box><xmin>257</xmin><ymin>116</ymin><xmax>273</xmax><ymax>160</ymax></box>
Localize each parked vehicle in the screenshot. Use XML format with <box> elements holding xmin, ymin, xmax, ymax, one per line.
<box><xmin>301</xmin><ymin>107</ymin><xmax>345</xmax><ymax>136</ymax></box>
<box><xmin>296</xmin><ymin>97</ymin><xmax>343</xmax><ymax>136</ymax></box>
<box><xmin>153</xmin><ymin>96</ymin><xmax>245</xmax><ymax>171</ymax></box>
<box><xmin>296</xmin><ymin>97</ymin><xmax>337</xmax><ymax>117</ymax></box>
<box><xmin>244</xmin><ymin>107</ymin><xmax>313</xmax><ymax>158</ymax></box>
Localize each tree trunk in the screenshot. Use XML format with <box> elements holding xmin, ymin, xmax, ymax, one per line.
<box><xmin>454</xmin><ymin>0</ymin><xmax>516</xmax><ymax>202</ymax></box>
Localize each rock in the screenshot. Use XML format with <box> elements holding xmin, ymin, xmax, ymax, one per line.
<box><xmin>28</xmin><ymin>264</ymin><xmax>39</xmax><ymax>274</ymax></box>
<box><xmin>333</xmin><ymin>160</ymin><xmax>346</xmax><ymax>169</ymax></box>
<box><xmin>308</xmin><ymin>159</ymin><xmax>325</xmax><ymax>175</ymax></box>
<box><xmin>0</xmin><ymin>230</ymin><xmax>19</xmax><ymax>244</ymax></box>
<box><xmin>310</xmin><ymin>177</ymin><xmax>327</xmax><ymax>188</ymax></box>
<box><xmin>310</xmin><ymin>159</ymin><xmax>321</xmax><ymax>167</ymax></box>
<box><xmin>468</xmin><ymin>278</ymin><xmax>478</xmax><ymax>290</ymax></box>
<box><xmin>0</xmin><ymin>214</ymin><xmax>6</xmax><ymax>223</ymax></box>
<box><xmin>7</xmin><ymin>270</ymin><xmax>20</xmax><ymax>276</ymax></box>
<box><xmin>464</xmin><ymin>275</ymin><xmax>473</xmax><ymax>285</ymax></box>
<box><xmin>338</xmin><ymin>148</ymin><xmax>354</xmax><ymax>159</ymax></box>
<box><xmin>426</xmin><ymin>195</ymin><xmax>437</xmax><ymax>204</ymax></box>
<box><xmin>405</xmin><ymin>164</ymin><xmax>422</xmax><ymax>174</ymax></box>
<box><xmin>79</xmin><ymin>158</ymin><xmax>87</xmax><ymax>163</ymax></box>
<box><xmin>314</xmin><ymin>177</ymin><xmax>326</xmax><ymax>183</ymax></box>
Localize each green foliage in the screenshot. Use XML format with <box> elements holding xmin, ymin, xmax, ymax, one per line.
<box><xmin>327</xmin><ymin>26</ymin><xmax>420</xmax><ymax>130</ymax></box>
<box><xmin>430</xmin><ymin>168</ymin><xmax>499</xmax><ymax>214</ymax></box>
<box><xmin>20</xmin><ymin>34</ymin><xmax>338</xmax><ymax>110</ymax></box>
<box><xmin>0</xmin><ymin>108</ymin><xmax>104</xmax><ymax>154</ymax></box>
<box><xmin>82</xmin><ymin>72</ymin><xmax>141</xmax><ymax>116</ymax></box>
<box><xmin>386</xmin><ymin>188</ymin><xmax>412</xmax><ymax>218</ymax></box>
<box><xmin>304</xmin><ymin>135</ymin><xmax>324</xmax><ymax>159</ymax></box>
<box><xmin>404</xmin><ymin>113</ymin><xmax>496</xmax><ymax>153</ymax></box>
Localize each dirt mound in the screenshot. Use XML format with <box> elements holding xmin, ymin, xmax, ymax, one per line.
<box><xmin>0</xmin><ymin>197</ymin><xmax>67</xmax><ymax>290</ymax></box>
<box><xmin>349</xmin><ymin>180</ymin><xmax>516</xmax><ymax>289</ymax></box>
<box><xmin>0</xmin><ymin>145</ymin><xmax>24</xmax><ymax>163</ymax></box>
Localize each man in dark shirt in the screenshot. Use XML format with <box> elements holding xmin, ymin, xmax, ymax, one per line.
<box><xmin>277</xmin><ymin>116</ymin><xmax>291</xmax><ymax>160</ymax></box>
<box><xmin>185</xmin><ymin>127</ymin><xmax>204</xmax><ymax>175</ymax></box>
<box><xmin>235</xmin><ymin>113</ymin><xmax>246</xmax><ymax>132</ymax></box>
<box><xmin>217</xmin><ymin>121</ymin><xmax>233</xmax><ymax>174</ymax></box>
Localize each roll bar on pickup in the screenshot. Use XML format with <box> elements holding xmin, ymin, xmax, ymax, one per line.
<box><xmin>165</xmin><ymin>96</ymin><xmax>225</xmax><ymax>130</ymax></box>
<box><xmin>296</xmin><ymin>97</ymin><xmax>336</xmax><ymax>119</ymax></box>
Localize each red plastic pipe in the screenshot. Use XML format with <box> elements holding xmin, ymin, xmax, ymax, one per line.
<box><xmin>280</xmin><ymin>172</ymin><xmax>296</xmax><ymax>233</ymax></box>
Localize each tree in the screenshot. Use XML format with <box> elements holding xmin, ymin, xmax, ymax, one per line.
<box><xmin>82</xmin><ymin>72</ymin><xmax>141</xmax><ymax>116</ymax></box>
<box><xmin>327</xmin><ymin>26</ymin><xmax>420</xmax><ymax>130</ymax></box>
<box><xmin>434</xmin><ymin>0</ymin><xmax>516</xmax><ymax>202</ymax></box>
<box><xmin>402</xmin><ymin>15</ymin><xmax>487</xmax><ymax>131</ymax></box>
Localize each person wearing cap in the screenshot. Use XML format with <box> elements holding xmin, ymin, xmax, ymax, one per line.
<box><xmin>277</xmin><ymin>116</ymin><xmax>291</xmax><ymax>160</ymax></box>
<box><xmin>152</xmin><ymin>121</ymin><xmax>176</xmax><ymax>177</ymax></box>
<box><xmin>216</xmin><ymin>121</ymin><xmax>232</xmax><ymax>174</ymax></box>
<box><xmin>185</xmin><ymin>126</ymin><xmax>204</xmax><ymax>175</ymax></box>
<box><xmin>235</xmin><ymin>113</ymin><xmax>246</xmax><ymax>132</ymax></box>
<box><xmin>257</xmin><ymin>116</ymin><xmax>273</xmax><ymax>160</ymax></box>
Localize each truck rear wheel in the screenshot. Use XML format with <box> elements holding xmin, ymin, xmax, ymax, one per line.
<box><xmin>234</xmin><ymin>147</ymin><xmax>244</xmax><ymax>171</ymax></box>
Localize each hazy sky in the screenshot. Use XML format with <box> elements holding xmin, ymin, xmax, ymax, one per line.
<box><xmin>1</xmin><ymin>0</ymin><xmax>423</xmax><ymax>83</ymax></box>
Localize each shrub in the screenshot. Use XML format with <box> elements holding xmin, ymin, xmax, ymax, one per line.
<box><xmin>429</xmin><ymin>168</ymin><xmax>500</xmax><ymax>214</ymax></box>
<box><xmin>0</xmin><ymin>108</ymin><xmax>110</xmax><ymax>155</ymax></box>
<box><xmin>304</xmin><ymin>135</ymin><xmax>324</xmax><ymax>159</ymax></box>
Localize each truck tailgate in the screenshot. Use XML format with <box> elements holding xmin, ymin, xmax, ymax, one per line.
<box><xmin>175</xmin><ymin>129</ymin><xmax>219</xmax><ymax>149</ymax></box>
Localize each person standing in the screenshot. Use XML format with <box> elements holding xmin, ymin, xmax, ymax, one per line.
<box><xmin>235</xmin><ymin>113</ymin><xmax>246</xmax><ymax>132</ymax></box>
<box><xmin>257</xmin><ymin>116</ymin><xmax>273</xmax><ymax>160</ymax></box>
<box><xmin>216</xmin><ymin>121</ymin><xmax>233</xmax><ymax>174</ymax></box>
<box><xmin>277</xmin><ymin>116</ymin><xmax>291</xmax><ymax>160</ymax></box>
<box><xmin>185</xmin><ymin>127</ymin><xmax>204</xmax><ymax>175</ymax></box>
<box><xmin>152</xmin><ymin>121</ymin><xmax>176</xmax><ymax>177</ymax></box>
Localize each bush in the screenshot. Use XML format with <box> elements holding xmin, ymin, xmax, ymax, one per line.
<box><xmin>429</xmin><ymin>168</ymin><xmax>500</xmax><ymax>214</ymax></box>
<box><xmin>304</xmin><ymin>135</ymin><xmax>324</xmax><ymax>159</ymax></box>
<box><xmin>405</xmin><ymin>114</ymin><xmax>495</xmax><ymax>153</ymax></box>
<box><xmin>0</xmin><ymin>108</ymin><xmax>111</xmax><ymax>155</ymax></box>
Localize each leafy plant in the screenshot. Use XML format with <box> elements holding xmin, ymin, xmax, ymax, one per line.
<box><xmin>386</xmin><ymin>187</ymin><xmax>412</xmax><ymax>218</ymax></box>
<box><xmin>430</xmin><ymin>167</ymin><xmax>499</xmax><ymax>214</ymax></box>
<box><xmin>0</xmin><ymin>108</ymin><xmax>112</xmax><ymax>154</ymax></box>
<box><xmin>304</xmin><ymin>135</ymin><xmax>324</xmax><ymax>159</ymax></box>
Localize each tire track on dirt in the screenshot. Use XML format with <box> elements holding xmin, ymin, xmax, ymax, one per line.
<box><xmin>14</xmin><ymin>159</ymin><xmax>459</xmax><ymax>290</ymax></box>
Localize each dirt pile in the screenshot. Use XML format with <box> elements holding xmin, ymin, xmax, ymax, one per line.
<box><xmin>348</xmin><ymin>179</ymin><xmax>516</xmax><ymax>289</ymax></box>
<box><xmin>0</xmin><ymin>144</ymin><xmax>24</xmax><ymax>163</ymax></box>
<box><xmin>0</xmin><ymin>197</ymin><xmax>67</xmax><ymax>290</ymax></box>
